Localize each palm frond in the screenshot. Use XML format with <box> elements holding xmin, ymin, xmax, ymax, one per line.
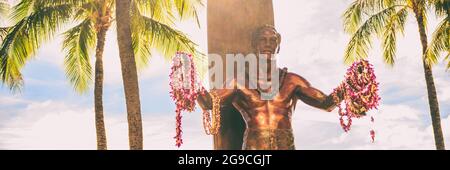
<box><xmin>431</xmin><ymin>0</ymin><xmax>450</xmax><ymax>17</ymax></box>
<box><xmin>0</xmin><ymin>26</ymin><xmax>8</xmax><ymax>41</ymax></box>
<box><xmin>131</xmin><ymin>9</ymin><xmax>200</xmax><ymax>69</ymax></box>
<box><xmin>344</xmin><ymin>5</ymin><xmax>401</xmax><ymax>64</ymax></box>
<box><xmin>343</xmin><ymin>1</ymin><xmax>363</xmax><ymax>34</ymax></box>
<box><xmin>426</xmin><ymin>16</ymin><xmax>449</xmax><ymax>66</ymax></box>
<box><xmin>0</xmin><ymin>20</ymin><xmax>25</xmax><ymax>91</ymax></box>
<box><xmin>134</xmin><ymin>0</ymin><xmax>176</xmax><ymax>25</ymax></box>
<box><xmin>445</xmin><ymin>51</ymin><xmax>449</xmax><ymax>70</ymax></box>
<box><xmin>343</xmin><ymin>0</ymin><xmax>403</xmax><ymax>34</ymax></box>
<box><xmin>0</xmin><ymin>0</ymin><xmax>9</xmax><ymax>41</ymax></box>
<box><xmin>73</xmin><ymin>1</ymin><xmax>97</xmax><ymax>21</ymax></box>
<box><xmin>62</xmin><ymin>19</ymin><xmax>96</xmax><ymax>93</ymax></box>
<box><xmin>0</xmin><ymin>3</ymin><xmax>73</xmax><ymax>89</ymax></box>
<box><xmin>382</xmin><ymin>7</ymin><xmax>408</xmax><ymax>66</ymax></box>
<box><xmin>0</xmin><ymin>0</ymin><xmax>9</xmax><ymax>17</ymax></box>
<box><xmin>10</xmin><ymin>0</ymin><xmax>35</xmax><ymax>21</ymax></box>
<box><xmin>10</xmin><ymin>0</ymin><xmax>84</xmax><ymax>22</ymax></box>
<box><xmin>134</xmin><ymin>0</ymin><xmax>203</xmax><ymax>27</ymax></box>
<box><xmin>172</xmin><ymin>0</ymin><xmax>203</xmax><ymax>26</ymax></box>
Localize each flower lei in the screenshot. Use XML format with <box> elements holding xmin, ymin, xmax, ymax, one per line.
<box><xmin>333</xmin><ymin>60</ymin><xmax>380</xmax><ymax>142</ymax></box>
<box><xmin>169</xmin><ymin>52</ymin><xmax>221</xmax><ymax>147</ymax></box>
<box><xmin>202</xmin><ymin>91</ymin><xmax>221</xmax><ymax>135</ymax></box>
<box><xmin>169</xmin><ymin>52</ymin><xmax>204</xmax><ymax>147</ymax></box>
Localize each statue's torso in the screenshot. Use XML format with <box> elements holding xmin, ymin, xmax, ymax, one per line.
<box><xmin>228</xmin><ymin>71</ymin><xmax>299</xmax><ymax>150</ymax></box>
<box><xmin>232</xmin><ymin>77</ymin><xmax>298</xmax><ymax>130</ymax></box>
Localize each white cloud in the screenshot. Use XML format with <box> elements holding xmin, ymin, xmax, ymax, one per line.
<box><xmin>0</xmin><ymin>95</ymin><xmax>28</xmax><ymax>106</ymax></box>
<box><xmin>0</xmin><ymin>100</ymin><xmax>96</xmax><ymax>149</ymax></box>
<box><xmin>0</xmin><ymin>99</ymin><xmax>212</xmax><ymax>150</ymax></box>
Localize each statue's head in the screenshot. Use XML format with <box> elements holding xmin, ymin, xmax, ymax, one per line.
<box><xmin>252</xmin><ymin>25</ymin><xmax>281</xmax><ymax>58</ymax></box>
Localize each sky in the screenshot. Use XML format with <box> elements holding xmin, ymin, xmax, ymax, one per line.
<box><xmin>0</xmin><ymin>0</ymin><xmax>449</xmax><ymax>150</ymax></box>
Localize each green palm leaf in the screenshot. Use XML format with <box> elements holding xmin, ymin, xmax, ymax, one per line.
<box><xmin>445</xmin><ymin>51</ymin><xmax>449</xmax><ymax>70</ymax></box>
<box><xmin>134</xmin><ymin>0</ymin><xmax>176</xmax><ymax>25</ymax></box>
<box><xmin>173</xmin><ymin>0</ymin><xmax>203</xmax><ymax>26</ymax></box>
<box><xmin>0</xmin><ymin>26</ymin><xmax>8</xmax><ymax>41</ymax></box>
<box><xmin>432</xmin><ymin>0</ymin><xmax>450</xmax><ymax>17</ymax></box>
<box><xmin>382</xmin><ymin>7</ymin><xmax>408</xmax><ymax>65</ymax></box>
<box><xmin>426</xmin><ymin>16</ymin><xmax>449</xmax><ymax>65</ymax></box>
<box><xmin>344</xmin><ymin>5</ymin><xmax>403</xmax><ymax>64</ymax></box>
<box><xmin>0</xmin><ymin>0</ymin><xmax>9</xmax><ymax>17</ymax></box>
<box><xmin>62</xmin><ymin>19</ymin><xmax>96</xmax><ymax>93</ymax></box>
<box><xmin>0</xmin><ymin>0</ymin><xmax>9</xmax><ymax>43</ymax></box>
<box><xmin>131</xmin><ymin>6</ymin><xmax>200</xmax><ymax>69</ymax></box>
<box><xmin>0</xmin><ymin>3</ymin><xmax>73</xmax><ymax>90</ymax></box>
<box><xmin>343</xmin><ymin>0</ymin><xmax>401</xmax><ymax>34</ymax></box>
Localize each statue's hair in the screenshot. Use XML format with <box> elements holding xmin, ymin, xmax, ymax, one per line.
<box><xmin>252</xmin><ymin>24</ymin><xmax>282</xmax><ymax>53</ymax></box>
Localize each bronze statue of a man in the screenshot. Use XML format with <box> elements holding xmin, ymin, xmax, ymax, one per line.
<box><xmin>198</xmin><ymin>25</ymin><xmax>343</xmax><ymax>150</ymax></box>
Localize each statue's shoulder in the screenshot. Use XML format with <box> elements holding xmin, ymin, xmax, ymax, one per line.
<box><xmin>283</xmin><ymin>69</ymin><xmax>303</xmax><ymax>81</ymax></box>
<box><xmin>283</xmin><ymin>70</ymin><xmax>310</xmax><ymax>86</ymax></box>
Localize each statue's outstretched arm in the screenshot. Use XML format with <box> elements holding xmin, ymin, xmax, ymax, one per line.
<box><xmin>292</xmin><ymin>74</ymin><xmax>343</xmax><ymax>112</ymax></box>
<box><xmin>197</xmin><ymin>81</ymin><xmax>237</xmax><ymax>110</ymax></box>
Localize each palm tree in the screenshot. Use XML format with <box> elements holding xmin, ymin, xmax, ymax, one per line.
<box><xmin>115</xmin><ymin>0</ymin><xmax>202</xmax><ymax>150</ymax></box>
<box><xmin>0</xmin><ymin>0</ymin><xmax>202</xmax><ymax>150</ymax></box>
<box><xmin>343</xmin><ymin>0</ymin><xmax>447</xmax><ymax>150</ymax></box>
<box><xmin>115</xmin><ymin>0</ymin><xmax>143</xmax><ymax>150</ymax></box>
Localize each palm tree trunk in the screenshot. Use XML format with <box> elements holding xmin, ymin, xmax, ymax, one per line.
<box><xmin>413</xmin><ymin>3</ymin><xmax>445</xmax><ymax>150</ymax></box>
<box><xmin>94</xmin><ymin>27</ymin><xmax>108</xmax><ymax>150</ymax></box>
<box><xmin>115</xmin><ymin>0</ymin><xmax>143</xmax><ymax>150</ymax></box>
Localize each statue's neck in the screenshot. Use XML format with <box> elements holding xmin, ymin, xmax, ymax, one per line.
<box><xmin>257</xmin><ymin>59</ymin><xmax>277</xmax><ymax>81</ymax></box>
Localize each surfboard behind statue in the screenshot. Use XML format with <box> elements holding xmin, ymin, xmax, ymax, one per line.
<box><xmin>207</xmin><ymin>0</ymin><xmax>275</xmax><ymax>150</ymax></box>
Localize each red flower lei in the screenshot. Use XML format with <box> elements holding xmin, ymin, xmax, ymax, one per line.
<box><xmin>169</xmin><ymin>52</ymin><xmax>204</xmax><ymax>147</ymax></box>
<box><xmin>333</xmin><ymin>60</ymin><xmax>380</xmax><ymax>142</ymax></box>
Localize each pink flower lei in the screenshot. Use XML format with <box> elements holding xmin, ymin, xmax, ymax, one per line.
<box><xmin>169</xmin><ymin>52</ymin><xmax>204</xmax><ymax>147</ymax></box>
<box><xmin>333</xmin><ymin>60</ymin><xmax>380</xmax><ymax>142</ymax></box>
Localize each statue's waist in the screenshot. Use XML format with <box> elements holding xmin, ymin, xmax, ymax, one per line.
<box><xmin>245</xmin><ymin>128</ymin><xmax>294</xmax><ymax>138</ymax></box>
<box><xmin>243</xmin><ymin>128</ymin><xmax>295</xmax><ymax>150</ymax></box>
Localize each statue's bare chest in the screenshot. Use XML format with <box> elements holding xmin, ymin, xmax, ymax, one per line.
<box><xmin>232</xmin><ymin>78</ymin><xmax>299</xmax><ymax>114</ymax></box>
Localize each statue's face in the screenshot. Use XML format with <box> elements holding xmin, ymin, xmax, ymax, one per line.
<box><xmin>254</xmin><ymin>29</ymin><xmax>279</xmax><ymax>58</ymax></box>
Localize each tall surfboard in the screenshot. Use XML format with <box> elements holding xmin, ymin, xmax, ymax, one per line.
<box><xmin>207</xmin><ymin>0</ymin><xmax>275</xmax><ymax>150</ymax></box>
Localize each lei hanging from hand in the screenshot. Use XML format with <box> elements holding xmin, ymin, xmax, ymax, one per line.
<box><xmin>169</xmin><ymin>52</ymin><xmax>221</xmax><ymax>147</ymax></box>
<box><xmin>332</xmin><ymin>60</ymin><xmax>380</xmax><ymax>142</ymax></box>
<box><xmin>202</xmin><ymin>91</ymin><xmax>221</xmax><ymax>135</ymax></box>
